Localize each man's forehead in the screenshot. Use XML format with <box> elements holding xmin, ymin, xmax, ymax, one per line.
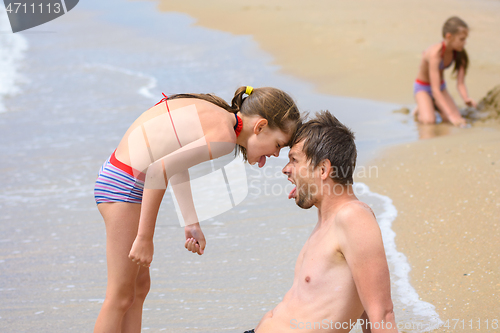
<box><xmin>289</xmin><ymin>140</ymin><xmax>305</xmax><ymax>157</ymax></box>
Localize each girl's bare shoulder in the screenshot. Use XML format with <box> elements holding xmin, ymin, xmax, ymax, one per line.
<box><xmin>423</xmin><ymin>42</ymin><xmax>443</xmax><ymax>60</ymax></box>
<box><xmin>168</xmin><ymin>98</ymin><xmax>236</xmax><ymax>142</ymax></box>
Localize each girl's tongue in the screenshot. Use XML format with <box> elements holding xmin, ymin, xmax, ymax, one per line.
<box><xmin>258</xmin><ymin>155</ymin><xmax>266</xmax><ymax>168</ymax></box>
<box><xmin>288</xmin><ymin>186</ymin><xmax>297</xmax><ymax>199</ymax></box>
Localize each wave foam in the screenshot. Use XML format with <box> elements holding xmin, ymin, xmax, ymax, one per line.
<box><xmin>0</xmin><ymin>10</ymin><xmax>28</xmax><ymax>113</ymax></box>
<box><xmin>84</xmin><ymin>63</ymin><xmax>157</xmax><ymax>100</ymax></box>
<box><xmin>354</xmin><ymin>182</ymin><xmax>443</xmax><ymax>332</ymax></box>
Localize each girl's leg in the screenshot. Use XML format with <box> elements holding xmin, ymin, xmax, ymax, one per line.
<box><xmin>415</xmin><ymin>91</ymin><xmax>436</xmax><ymax>124</ymax></box>
<box><xmin>121</xmin><ymin>266</ymin><xmax>151</xmax><ymax>333</ymax></box>
<box><xmin>94</xmin><ymin>202</ymin><xmax>148</xmax><ymax>333</ymax></box>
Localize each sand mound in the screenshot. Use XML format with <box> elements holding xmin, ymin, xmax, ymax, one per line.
<box><xmin>477</xmin><ymin>84</ymin><xmax>500</xmax><ymax>119</ymax></box>
<box><xmin>462</xmin><ymin>84</ymin><xmax>500</xmax><ymax>122</ymax></box>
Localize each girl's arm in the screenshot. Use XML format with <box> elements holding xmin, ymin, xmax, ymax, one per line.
<box><xmin>428</xmin><ymin>54</ymin><xmax>464</xmax><ymax>125</ymax></box>
<box><xmin>129</xmin><ymin>188</ymin><xmax>165</xmax><ymax>267</ymax></box>
<box><xmin>428</xmin><ymin>55</ymin><xmax>455</xmax><ymax>116</ymax></box>
<box><xmin>129</xmin><ymin>138</ymin><xmax>208</xmax><ymax>266</ymax></box>
<box><xmin>129</xmin><ymin>136</ymin><xmax>235</xmax><ymax>265</ymax></box>
<box><xmin>457</xmin><ymin>65</ymin><xmax>477</xmax><ymax>108</ymax></box>
<box><xmin>170</xmin><ymin>170</ymin><xmax>206</xmax><ymax>255</ymax></box>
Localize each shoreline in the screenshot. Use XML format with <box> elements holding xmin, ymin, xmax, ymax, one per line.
<box><xmin>152</xmin><ymin>1</ymin><xmax>500</xmax><ymax>329</ymax></box>
<box><xmin>154</xmin><ymin>0</ymin><xmax>500</xmax><ymax>105</ymax></box>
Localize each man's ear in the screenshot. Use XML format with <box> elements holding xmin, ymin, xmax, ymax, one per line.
<box><xmin>254</xmin><ymin>118</ymin><xmax>268</xmax><ymax>135</ymax></box>
<box><xmin>319</xmin><ymin>159</ymin><xmax>332</xmax><ymax>181</ymax></box>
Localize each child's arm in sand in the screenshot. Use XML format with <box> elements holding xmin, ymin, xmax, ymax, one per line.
<box><xmin>456</xmin><ymin>65</ymin><xmax>476</xmax><ymax>108</ymax></box>
<box><xmin>429</xmin><ymin>53</ymin><xmax>460</xmax><ymax>120</ymax></box>
<box><xmin>428</xmin><ymin>54</ymin><xmax>461</xmax><ymax>122</ymax></box>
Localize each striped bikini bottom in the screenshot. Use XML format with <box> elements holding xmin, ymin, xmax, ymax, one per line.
<box><xmin>413</xmin><ymin>79</ymin><xmax>446</xmax><ymax>98</ymax></box>
<box><xmin>94</xmin><ymin>151</ymin><xmax>145</xmax><ymax>204</ymax></box>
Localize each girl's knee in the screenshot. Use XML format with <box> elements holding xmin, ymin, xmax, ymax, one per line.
<box><xmin>135</xmin><ymin>271</ymin><xmax>151</xmax><ymax>300</ymax></box>
<box><xmin>418</xmin><ymin>113</ymin><xmax>436</xmax><ymax>124</ymax></box>
<box><xmin>106</xmin><ymin>291</ymin><xmax>136</xmax><ymax>313</ymax></box>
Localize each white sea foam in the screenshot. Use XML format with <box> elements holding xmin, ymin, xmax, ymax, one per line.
<box><xmin>84</xmin><ymin>63</ymin><xmax>157</xmax><ymax>100</ymax></box>
<box><xmin>354</xmin><ymin>182</ymin><xmax>443</xmax><ymax>332</ymax></box>
<box><xmin>0</xmin><ymin>9</ymin><xmax>28</xmax><ymax>113</ymax></box>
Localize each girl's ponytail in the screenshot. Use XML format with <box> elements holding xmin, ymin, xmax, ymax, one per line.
<box><xmin>230</xmin><ymin>86</ymin><xmax>248</xmax><ymax>113</ymax></box>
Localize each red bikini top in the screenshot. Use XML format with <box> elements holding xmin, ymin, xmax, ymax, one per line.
<box><xmin>439</xmin><ymin>41</ymin><xmax>456</xmax><ymax>71</ymax></box>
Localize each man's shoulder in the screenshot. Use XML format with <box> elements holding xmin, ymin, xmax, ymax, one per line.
<box><xmin>334</xmin><ymin>200</ymin><xmax>377</xmax><ymax>229</ymax></box>
<box><xmin>334</xmin><ymin>200</ymin><xmax>383</xmax><ymax>250</ymax></box>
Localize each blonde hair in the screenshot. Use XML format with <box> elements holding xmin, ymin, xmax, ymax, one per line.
<box><xmin>168</xmin><ymin>87</ymin><xmax>302</xmax><ymax>160</ymax></box>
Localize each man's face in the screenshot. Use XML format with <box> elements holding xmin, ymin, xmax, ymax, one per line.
<box><xmin>282</xmin><ymin>140</ymin><xmax>319</xmax><ymax>209</ymax></box>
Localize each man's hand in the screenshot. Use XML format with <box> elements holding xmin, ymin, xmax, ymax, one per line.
<box><xmin>184</xmin><ymin>223</ymin><xmax>206</xmax><ymax>255</ymax></box>
<box><xmin>129</xmin><ymin>235</ymin><xmax>154</xmax><ymax>267</ymax></box>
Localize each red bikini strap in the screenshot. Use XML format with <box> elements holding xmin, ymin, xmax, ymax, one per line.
<box><xmin>155</xmin><ymin>92</ymin><xmax>168</xmax><ymax>106</ymax></box>
<box><xmin>441</xmin><ymin>41</ymin><xmax>446</xmax><ymax>58</ymax></box>
<box><xmin>155</xmin><ymin>93</ymin><xmax>182</xmax><ymax>148</ymax></box>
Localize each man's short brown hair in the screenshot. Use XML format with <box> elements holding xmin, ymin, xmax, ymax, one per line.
<box><xmin>292</xmin><ymin>111</ymin><xmax>356</xmax><ymax>185</ymax></box>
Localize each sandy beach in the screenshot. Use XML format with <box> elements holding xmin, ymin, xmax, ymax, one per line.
<box><xmin>1</xmin><ymin>0</ymin><xmax>498</xmax><ymax>331</ymax></box>
<box><xmin>155</xmin><ymin>0</ymin><xmax>500</xmax><ymax>105</ymax></box>
<box><xmin>365</xmin><ymin>126</ymin><xmax>500</xmax><ymax>331</ymax></box>
<box><xmin>154</xmin><ymin>0</ymin><xmax>500</xmax><ymax>330</ymax></box>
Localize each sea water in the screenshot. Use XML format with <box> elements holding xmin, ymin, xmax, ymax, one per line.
<box><xmin>0</xmin><ymin>0</ymin><xmax>438</xmax><ymax>331</ymax></box>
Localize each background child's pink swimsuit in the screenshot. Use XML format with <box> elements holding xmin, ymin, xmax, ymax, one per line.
<box><xmin>414</xmin><ymin>41</ymin><xmax>454</xmax><ymax>98</ymax></box>
<box><xmin>413</xmin><ymin>79</ymin><xmax>447</xmax><ymax>98</ymax></box>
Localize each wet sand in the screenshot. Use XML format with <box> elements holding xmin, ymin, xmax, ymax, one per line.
<box><xmin>153</xmin><ymin>0</ymin><xmax>500</xmax><ymax>330</ymax></box>
<box><xmin>155</xmin><ymin>0</ymin><xmax>500</xmax><ymax>104</ymax></box>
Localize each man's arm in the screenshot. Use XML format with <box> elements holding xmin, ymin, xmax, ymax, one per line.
<box><xmin>336</xmin><ymin>202</ymin><xmax>398</xmax><ymax>333</ymax></box>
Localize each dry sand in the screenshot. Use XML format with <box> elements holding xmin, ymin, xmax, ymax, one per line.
<box><xmin>364</xmin><ymin>127</ymin><xmax>500</xmax><ymax>331</ymax></box>
<box><xmin>152</xmin><ymin>0</ymin><xmax>500</xmax><ymax>330</ymax></box>
<box><xmin>155</xmin><ymin>0</ymin><xmax>500</xmax><ymax>104</ymax></box>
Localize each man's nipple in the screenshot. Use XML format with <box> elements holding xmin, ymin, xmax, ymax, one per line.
<box><xmin>305</xmin><ymin>276</ymin><xmax>310</xmax><ymax>283</ymax></box>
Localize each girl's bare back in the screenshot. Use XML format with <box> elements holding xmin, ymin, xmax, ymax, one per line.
<box><xmin>115</xmin><ymin>98</ymin><xmax>237</xmax><ymax>168</ymax></box>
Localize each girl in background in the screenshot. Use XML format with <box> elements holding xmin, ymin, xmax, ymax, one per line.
<box><xmin>414</xmin><ymin>16</ymin><xmax>476</xmax><ymax>127</ymax></box>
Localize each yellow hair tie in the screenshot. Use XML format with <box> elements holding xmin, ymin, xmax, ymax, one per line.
<box><xmin>245</xmin><ymin>86</ymin><xmax>254</xmax><ymax>95</ymax></box>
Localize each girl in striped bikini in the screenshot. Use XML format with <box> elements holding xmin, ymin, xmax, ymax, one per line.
<box><xmin>93</xmin><ymin>86</ymin><xmax>301</xmax><ymax>332</ymax></box>
<box><xmin>413</xmin><ymin>16</ymin><xmax>476</xmax><ymax>127</ymax></box>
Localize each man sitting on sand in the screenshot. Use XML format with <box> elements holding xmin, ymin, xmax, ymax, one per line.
<box><xmin>245</xmin><ymin>111</ymin><xmax>398</xmax><ymax>333</ymax></box>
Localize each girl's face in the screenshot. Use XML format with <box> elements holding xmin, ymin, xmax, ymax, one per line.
<box><xmin>246</xmin><ymin>119</ymin><xmax>291</xmax><ymax>168</ymax></box>
<box><xmin>448</xmin><ymin>27</ymin><xmax>469</xmax><ymax>52</ymax></box>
